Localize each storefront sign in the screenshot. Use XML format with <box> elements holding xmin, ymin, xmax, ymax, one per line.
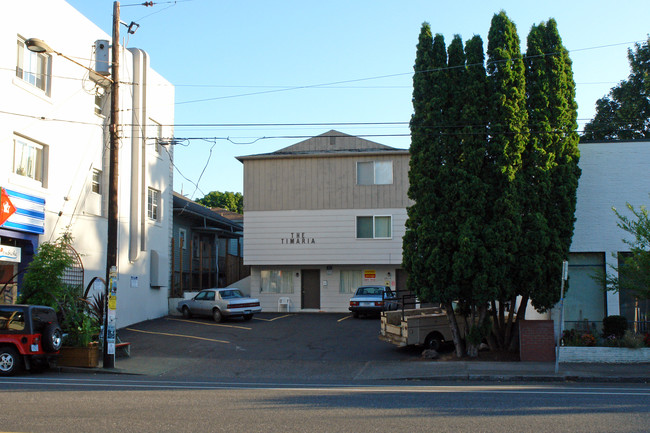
<box><xmin>1</xmin><ymin>188</ymin><xmax>45</xmax><ymax>235</ymax></box>
<box><xmin>364</xmin><ymin>269</ymin><xmax>376</xmax><ymax>280</ymax></box>
<box><xmin>0</xmin><ymin>188</ymin><xmax>17</xmax><ymax>227</ymax></box>
<box><xmin>281</xmin><ymin>232</ymin><xmax>316</xmax><ymax>245</ymax></box>
<box><xmin>0</xmin><ymin>244</ymin><xmax>21</xmax><ymax>263</ymax></box>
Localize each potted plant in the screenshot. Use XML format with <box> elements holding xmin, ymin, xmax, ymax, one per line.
<box><xmin>18</xmin><ymin>233</ymin><xmax>100</xmax><ymax>367</ymax></box>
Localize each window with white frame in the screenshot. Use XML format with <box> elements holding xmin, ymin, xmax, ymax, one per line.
<box><xmin>147</xmin><ymin>187</ymin><xmax>160</xmax><ymax>220</ymax></box>
<box><xmin>16</xmin><ymin>37</ymin><xmax>51</xmax><ymax>94</ymax></box>
<box><xmin>260</xmin><ymin>270</ymin><xmax>293</xmax><ymax>294</ymax></box>
<box><xmin>13</xmin><ymin>136</ymin><xmax>45</xmax><ymax>185</ymax></box>
<box><xmin>91</xmin><ymin>169</ymin><xmax>101</xmax><ymax>194</ymax></box>
<box><xmin>357</xmin><ymin>161</ymin><xmax>393</xmax><ymax>185</ymax></box>
<box><xmin>340</xmin><ymin>270</ymin><xmax>362</xmax><ymax>294</ymax></box>
<box><xmin>356</xmin><ymin>215</ymin><xmax>392</xmax><ymax>239</ymax></box>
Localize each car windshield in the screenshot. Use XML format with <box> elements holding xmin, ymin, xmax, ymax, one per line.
<box><xmin>356</xmin><ymin>287</ymin><xmax>383</xmax><ymax>296</ymax></box>
<box><xmin>220</xmin><ymin>290</ymin><xmax>244</xmax><ymax>299</ymax></box>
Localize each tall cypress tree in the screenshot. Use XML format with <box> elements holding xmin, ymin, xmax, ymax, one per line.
<box><xmin>485</xmin><ymin>11</ymin><xmax>528</xmax><ymax>347</ymax></box>
<box><xmin>524</xmin><ymin>19</ymin><xmax>580</xmax><ymax>313</ymax></box>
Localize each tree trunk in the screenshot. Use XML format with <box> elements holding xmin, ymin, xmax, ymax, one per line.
<box><xmin>444</xmin><ymin>301</ymin><xmax>465</xmax><ymax>358</ymax></box>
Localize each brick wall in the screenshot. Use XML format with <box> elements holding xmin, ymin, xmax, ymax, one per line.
<box><xmin>519</xmin><ymin>320</ymin><xmax>556</xmax><ymax>362</ymax></box>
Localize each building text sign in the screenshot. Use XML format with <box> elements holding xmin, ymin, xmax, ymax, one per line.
<box><xmin>281</xmin><ymin>232</ymin><xmax>316</xmax><ymax>245</ymax></box>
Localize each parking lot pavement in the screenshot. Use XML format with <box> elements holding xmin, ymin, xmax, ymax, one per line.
<box><xmin>111</xmin><ymin>312</ymin><xmax>421</xmax><ymax>379</ymax></box>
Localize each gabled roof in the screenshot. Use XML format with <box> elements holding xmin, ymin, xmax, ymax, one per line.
<box><xmin>173</xmin><ymin>192</ymin><xmax>242</xmax><ymax>236</ymax></box>
<box><xmin>236</xmin><ymin>130</ymin><xmax>408</xmax><ymax>161</ymax></box>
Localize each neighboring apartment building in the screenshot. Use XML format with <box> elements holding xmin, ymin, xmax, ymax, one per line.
<box><xmin>239</xmin><ymin>131</ymin><xmax>648</xmax><ymax>327</ymax></box>
<box><xmin>171</xmin><ymin>192</ymin><xmax>246</xmax><ymax>295</ymax></box>
<box><xmin>237</xmin><ymin>130</ymin><xmax>412</xmax><ymax>312</ymax></box>
<box><xmin>0</xmin><ymin>0</ymin><xmax>175</xmax><ymax>327</ymax></box>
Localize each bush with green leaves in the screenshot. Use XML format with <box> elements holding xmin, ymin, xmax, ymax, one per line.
<box><xmin>602</xmin><ymin>315</ymin><xmax>628</xmax><ymax>338</ymax></box>
<box><xmin>18</xmin><ymin>234</ymin><xmax>98</xmax><ymax>347</ymax></box>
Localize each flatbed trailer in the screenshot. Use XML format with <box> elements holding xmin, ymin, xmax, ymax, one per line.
<box><xmin>379</xmin><ymin>307</ymin><xmax>466</xmax><ymax>351</ymax></box>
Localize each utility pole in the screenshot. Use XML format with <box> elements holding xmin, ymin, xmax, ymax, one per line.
<box><xmin>104</xmin><ymin>0</ymin><xmax>120</xmax><ymax>369</ymax></box>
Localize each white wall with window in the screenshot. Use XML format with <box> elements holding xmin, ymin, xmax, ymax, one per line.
<box><xmin>249</xmin><ymin>265</ymin><xmax>398</xmax><ymax>312</ymax></box>
<box><xmin>15</xmin><ymin>37</ymin><xmax>51</xmax><ymax>96</ymax></box>
<box><xmin>2</xmin><ymin>0</ymin><xmax>176</xmax><ymax>328</ymax></box>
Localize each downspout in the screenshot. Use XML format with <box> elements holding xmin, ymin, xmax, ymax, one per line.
<box><xmin>128</xmin><ymin>48</ymin><xmax>146</xmax><ymax>262</ymax></box>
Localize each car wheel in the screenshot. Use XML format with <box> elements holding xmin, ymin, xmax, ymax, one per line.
<box><xmin>243</xmin><ymin>314</ymin><xmax>253</xmax><ymax>321</ymax></box>
<box><xmin>353</xmin><ymin>312</ymin><xmax>360</xmax><ymax>318</ymax></box>
<box><xmin>424</xmin><ymin>333</ymin><xmax>443</xmax><ymax>352</ymax></box>
<box><xmin>212</xmin><ymin>308</ymin><xmax>223</xmax><ymax>323</ymax></box>
<box><xmin>182</xmin><ymin>306</ymin><xmax>192</xmax><ymax>319</ymax></box>
<box><xmin>42</xmin><ymin>323</ymin><xmax>63</xmax><ymax>353</ymax></box>
<box><xmin>0</xmin><ymin>346</ymin><xmax>21</xmax><ymax>376</ymax></box>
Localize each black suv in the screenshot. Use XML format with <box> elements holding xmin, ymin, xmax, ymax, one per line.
<box><xmin>0</xmin><ymin>305</ymin><xmax>63</xmax><ymax>375</ymax></box>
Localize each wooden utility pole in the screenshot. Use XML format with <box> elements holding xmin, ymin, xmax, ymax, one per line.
<box><xmin>103</xmin><ymin>0</ymin><xmax>120</xmax><ymax>370</ymax></box>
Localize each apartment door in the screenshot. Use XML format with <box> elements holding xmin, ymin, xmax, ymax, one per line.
<box><xmin>301</xmin><ymin>269</ymin><xmax>320</xmax><ymax>309</ymax></box>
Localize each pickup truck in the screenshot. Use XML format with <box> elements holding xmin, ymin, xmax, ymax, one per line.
<box><xmin>379</xmin><ymin>307</ymin><xmax>466</xmax><ymax>351</ymax></box>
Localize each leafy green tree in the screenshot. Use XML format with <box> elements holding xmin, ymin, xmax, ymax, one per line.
<box><xmin>606</xmin><ymin>202</ymin><xmax>650</xmax><ymax>301</ymax></box>
<box><xmin>522</xmin><ymin>19</ymin><xmax>581</xmax><ymax>322</ymax></box>
<box><xmin>19</xmin><ymin>234</ymin><xmax>75</xmax><ymax>308</ymax></box>
<box><xmin>484</xmin><ymin>11</ymin><xmax>528</xmax><ymax>348</ymax></box>
<box><xmin>582</xmin><ymin>37</ymin><xmax>650</xmax><ymax>141</ymax></box>
<box><xmin>196</xmin><ymin>191</ymin><xmax>243</xmax><ymax>214</ymax></box>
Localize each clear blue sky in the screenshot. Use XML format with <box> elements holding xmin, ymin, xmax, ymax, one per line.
<box><xmin>66</xmin><ymin>0</ymin><xmax>649</xmax><ymax>199</ymax></box>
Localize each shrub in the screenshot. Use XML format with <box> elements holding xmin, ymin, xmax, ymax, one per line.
<box><xmin>562</xmin><ymin>329</ymin><xmax>598</xmax><ymax>347</ymax></box>
<box><xmin>620</xmin><ymin>330</ymin><xmax>645</xmax><ymax>349</ymax></box>
<box><xmin>602</xmin><ymin>315</ymin><xmax>628</xmax><ymax>338</ymax></box>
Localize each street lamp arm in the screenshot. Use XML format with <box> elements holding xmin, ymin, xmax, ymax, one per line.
<box><xmin>25</xmin><ymin>38</ymin><xmax>114</xmax><ymax>84</ymax></box>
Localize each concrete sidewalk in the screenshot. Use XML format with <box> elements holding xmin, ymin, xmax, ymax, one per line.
<box><xmin>59</xmin><ymin>356</ymin><xmax>650</xmax><ymax>383</ymax></box>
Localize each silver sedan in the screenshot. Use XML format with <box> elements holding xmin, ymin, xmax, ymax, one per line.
<box><xmin>177</xmin><ymin>288</ymin><xmax>262</xmax><ymax>323</ymax></box>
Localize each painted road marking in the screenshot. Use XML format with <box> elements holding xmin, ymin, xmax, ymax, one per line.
<box><xmin>166</xmin><ymin>317</ymin><xmax>252</xmax><ymax>330</ymax></box>
<box><xmin>125</xmin><ymin>328</ymin><xmax>230</xmax><ymax>344</ymax></box>
<box><xmin>337</xmin><ymin>315</ymin><xmax>352</xmax><ymax>322</ymax></box>
<box><xmin>253</xmin><ymin>314</ymin><xmax>293</xmax><ymax>322</ymax></box>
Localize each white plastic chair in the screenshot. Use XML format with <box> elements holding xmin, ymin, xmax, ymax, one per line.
<box><xmin>278</xmin><ymin>297</ymin><xmax>291</xmax><ymax>312</ymax></box>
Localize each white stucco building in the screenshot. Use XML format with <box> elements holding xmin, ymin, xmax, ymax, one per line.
<box><xmin>0</xmin><ymin>0</ymin><xmax>175</xmax><ymax>327</ymax></box>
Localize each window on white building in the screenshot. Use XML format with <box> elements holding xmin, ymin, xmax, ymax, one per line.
<box><xmin>150</xmin><ymin>118</ymin><xmax>162</xmax><ymax>153</ymax></box>
<box><xmin>16</xmin><ymin>37</ymin><xmax>51</xmax><ymax>94</ymax></box>
<box><xmin>147</xmin><ymin>187</ymin><xmax>160</xmax><ymax>220</ymax></box>
<box><xmin>91</xmin><ymin>169</ymin><xmax>101</xmax><ymax>194</ymax></box>
<box><xmin>356</xmin><ymin>216</ymin><xmax>392</xmax><ymax>239</ymax></box>
<box><xmin>260</xmin><ymin>270</ymin><xmax>293</xmax><ymax>294</ymax></box>
<box><xmin>340</xmin><ymin>270</ymin><xmax>362</xmax><ymax>294</ymax></box>
<box><xmin>13</xmin><ymin>136</ymin><xmax>45</xmax><ymax>186</ymax></box>
<box><xmin>357</xmin><ymin>161</ymin><xmax>393</xmax><ymax>185</ymax></box>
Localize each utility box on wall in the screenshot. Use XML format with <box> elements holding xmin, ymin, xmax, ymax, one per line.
<box><xmin>519</xmin><ymin>320</ymin><xmax>556</xmax><ymax>362</ymax></box>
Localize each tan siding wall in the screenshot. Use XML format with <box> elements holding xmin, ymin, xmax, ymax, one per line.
<box><xmin>243</xmin><ymin>154</ymin><xmax>412</xmax><ymax>211</ymax></box>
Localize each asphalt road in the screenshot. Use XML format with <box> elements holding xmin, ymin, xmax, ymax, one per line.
<box><xmin>1</xmin><ymin>377</ymin><xmax>649</xmax><ymax>433</ymax></box>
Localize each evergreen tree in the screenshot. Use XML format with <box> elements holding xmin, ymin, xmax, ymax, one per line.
<box><xmin>523</xmin><ymin>19</ymin><xmax>580</xmax><ymax>318</ymax></box>
<box><xmin>582</xmin><ymin>37</ymin><xmax>650</xmax><ymax>141</ymax></box>
<box><xmin>485</xmin><ymin>11</ymin><xmax>528</xmax><ymax>347</ymax></box>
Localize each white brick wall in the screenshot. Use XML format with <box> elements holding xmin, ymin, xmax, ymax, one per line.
<box><xmin>559</xmin><ymin>346</ymin><xmax>650</xmax><ymax>363</ymax></box>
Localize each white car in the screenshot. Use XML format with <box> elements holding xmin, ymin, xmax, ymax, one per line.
<box><xmin>349</xmin><ymin>285</ymin><xmax>398</xmax><ymax>318</ymax></box>
<box><xmin>177</xmin><ymin>288</ymin><xmax>262</xmax><ymax>323</ymax></box>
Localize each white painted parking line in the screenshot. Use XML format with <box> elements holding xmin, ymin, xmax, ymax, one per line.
<box><xmin>254</xmin><ymin>314</ymin><xmax>294</xmax><ymax>322</ymax></box>
<box><xmin>125</xmin><ymin>328</ymin><xmax>230</xmax><ymax>344</ymax></box>
<box><xmin>166</xmin><ymin>317</ymin><xmax>252</xmax><ymax>330</ymax></box>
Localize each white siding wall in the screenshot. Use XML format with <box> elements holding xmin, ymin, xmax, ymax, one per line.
<box><xmin>243</xmin><ymin>208</ymin><xmax>407</xmax><ymax>266</ymax></box>
<box><xmin>249</xmin><ymin>265</ymin><xmax>398</xmax><ymax>313</ymax></box>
